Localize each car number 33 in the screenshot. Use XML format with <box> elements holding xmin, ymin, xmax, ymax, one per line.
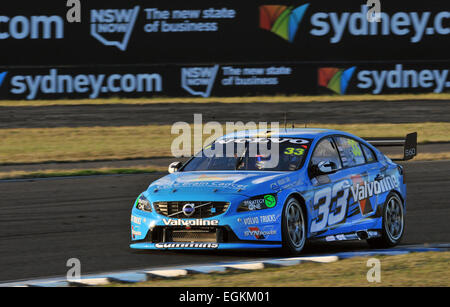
<box><xmin>311</xmin><ymin>180</ymin><xmax>351</xmax><ymax>232</ymax></box>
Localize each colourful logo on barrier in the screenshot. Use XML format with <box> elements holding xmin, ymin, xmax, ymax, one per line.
<box><xmin>259</xmin><ymin>4</ymin><xmax>309</xmax><ymax>42</ymax></box>
<box><xmin>318</xmin><ymin>67</ymin><xmax>356</xmax><ymax>95</ymax></box>
<box><xmin>0</xmin><ymin>72</ymin><xmax>7</xmax><ymax>88</ymax></box>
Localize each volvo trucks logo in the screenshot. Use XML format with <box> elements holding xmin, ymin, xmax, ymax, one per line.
<box><xmin>90</xmin><ymin>6</ymin><xmax>140</xmax><ymax>51</ymax></box>
<box><xmin>182</xmin><ymin>203</ymin><xmax>195</xmax><ymax>217</ymax></box>
<box><xmin>181</xmin><ymin>65</ymin><xmax>219</xmax><ymax>98</ymax></box>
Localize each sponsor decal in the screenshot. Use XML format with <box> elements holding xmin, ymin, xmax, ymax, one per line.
<box><xmin>191</xmin><ymin>174</ymin><xmax>230</xmax><ymax>182</ymax></box>
<box><xmin>156</xmin><ymin>172</ymin><xmax>249</xmax><ymax>190</ymax></box>
<box><xmin>270</xmin><ymin>183</ymin><xmax>280</xmax><ymax>191</ymax></box>
<box><xmin>7</xmin><ymin>69</ymin><xmax>162</xmax><ymax>100</ymax></box>
<box><xmin>241</xmin><ymin>214</ymin><xmax>278</xmax><ymax>225</ymax></box>
<box><xmin>318</xmin><ymin>67</ymin><xmax>357</xmax><ymax>95</ymax></box>
<box><xmin>336</xmin><ymin>234</ymin><xmax>348</xmax><ymax>240</ymax></box>
<box><xmin>238</xmin><ymin>194</ymin><xmax>278</xmax><ymax>212</ymax></box>
<box><xmin>325</xmin><ymin>234</ymin><xmax>353</xmax><ymax>241</ymax></box>
<box><xmin>260</xmin><ymin>214</ymin><xmax>277</xmax><ymax>223</ymax></box>
<box><xmin>241</xmin><ymin>216</ymin><xmax>258</xmax><ymax>225</ymax></box>
<box><xmin>350</xmin><ymin>174</ymin><xmax>399</xmax><ymax>216</ymax></box>
<box><xmin>181</xmin><ymin>65</ymin><xmax>293</xmax><ymax>97</ymax></box>
<box><xmin>221</xmin><ymin>65</ymin><xmax>292</xmax><ymax>87</ymax></box>
<box><xmin>155</xmin><ymin>243</ymin><xmax>218</xmax><ymax>249</ymax></box>
<box><xmin>325</xmin><ymin>231</ymin><xmax>379</xmax><ymax>242</ymax></box>
<box><xmin>90</xmin><ymin>6</ymin><xmax>140</xmax><ymax>51</ymax></box>
<box><xmin>181</xmin><ymin>65</ymin><xmax>219</xmax><ymax>98</ymax></box>
<box><xmin>144</xmin><ymin>7</ymin><xmax>235</xmax><ymax>34</ymax></box>
<box><xmin>244</xmin><ymin>226</ymin><xmax>277</xmax><ymax>239</ymax></box>
<box><xmin>216</xmin><ymin>138</ymin><xmax>309</xmax><ymax>145</ymax></box>
<box><xmin>320</xmin><ymin>64</ymin><xmax>449</xmax><ymax>95</ymax></box>
<box><xmin>350</xmin><ymin>174</ymin><xmax>373</xmax><ymax>216</ymax></box>
<box><xmin>260</xmin><ymin>4</ymin><xmax>448</xmax><ymax>46</ymax></box>
<box><xmin>155</xmin><ymin>181</ymin><xmax>248</xmax><ymax>191</ymax></box>
<box><xmin>357</xmin><ymin>64</ymin><xmax>450</xmax><ymax>94</ymax></box>
<box><xmin>367</xmin><ymin>231</ymin><xmax>380</xmax><ymax>238</ymax></box>
<box><xmin>264</xmin><ymin>195</ymin><xmax>276</xmax><ymax>208</ymax></box>
<box><xmin>131</xmin><ymin>215</ymin><xmax>142</xmax><ymax>225</ymax></box>
<box><xmin>0</xmin><ymin>15</ymin><xmax>64</xmax><ymax>40</ymax></box>
<box><xmin>310</xmin><ymin>5</ymin><xmax>449</xmax><ymax>44</ymax></box>
<box><xmin>131</xmin><ymin>226</ymin><xmax>142</xmax><ymax>237</ymax></box>
<box><xmin>259</xmin><ymin>4</ymin><xmax>309</xmax><ymax>42</ymax></box>
<box><xmin>243</xmin><ymin>199</ymin><xmax>265</xmax><ymax>211</ymax></box>
<box><xmin>90</xmin><ymin>6</ymin><xmax>236</xmax><ymax>52</ymax></box>
<box><xmin>271</xmin><ymin>176</ymin><xmax>297</xmax><ymax>191</ymax></box>
<box><xmin>162</xmin><ymin>219</ymin><xmax>219</xmax><ymax>226</ymax></box>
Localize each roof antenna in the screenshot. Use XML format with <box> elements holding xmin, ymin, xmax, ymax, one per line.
<box><xmin>291</xmin><ymin>122</ymin><xmax>295</xmax><ymax>129</ymax></box>
<box><xmin>283</xmin><ymin>112</ymin><xmax>287</xmax><ymax>132</ymax></box>
<box><xmin>305</xmin><ymin>121</ymin><xmax>308</xmax><ymax>128</ymax></box>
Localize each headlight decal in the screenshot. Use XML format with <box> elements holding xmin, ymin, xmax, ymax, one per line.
<box><xmin>135</xmin><ymin>193</ymin><xmax>152</xmax><ymax>212</ymax></box>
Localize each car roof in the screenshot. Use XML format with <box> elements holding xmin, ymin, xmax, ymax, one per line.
<box><xmin>219</xmin><ymin>128</ymin><xmax>348</xmax><ymax>140</ymax></box>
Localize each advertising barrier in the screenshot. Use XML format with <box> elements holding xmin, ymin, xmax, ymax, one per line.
<box><xmin>0</xmin><ymin>0</ymin><xmax>448</xmax><ymax>65</ymax></box>
<box><xmin>0</xmin><ymin>62</ymin><xmax>448</xmax><ymax>100</ymax></box>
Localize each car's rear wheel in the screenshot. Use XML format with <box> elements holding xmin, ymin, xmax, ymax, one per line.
<box><xmin>282</xmin><ymin>197</ymin><xmax>307</xmax><ymax>255</ymax></box>
<box><xmin>367</xmin><ymin>193</ymin><xmax>405</xmax><ymax>248</ymax></box>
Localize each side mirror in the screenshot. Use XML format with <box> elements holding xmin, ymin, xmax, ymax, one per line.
<box><xmin>168</xmin><ymin>161</ymin><xmax>183</xmax><ymax>174</ymax></box>
<box><xmin>316</xmin><ymin>160</ymin><xmax>338</xmax><ymax>175</ymax></box>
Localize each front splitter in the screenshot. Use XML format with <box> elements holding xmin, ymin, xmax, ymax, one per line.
<box><xmin>130</xmin><ymin>242</ymin><xmax>282</xmax><ymax>250</ymax></box>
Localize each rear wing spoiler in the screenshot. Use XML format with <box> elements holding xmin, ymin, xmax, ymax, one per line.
<box><xmin>366</xmin><ymin>132</ymin><xmax>417</xmax><ymax>161</ymax></box>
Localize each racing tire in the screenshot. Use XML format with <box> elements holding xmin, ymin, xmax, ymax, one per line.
<box><xmin>367</xmin><ymin>193</ymin><xmax>405</xmax><ymax>248</ymax></box>
<box><xmin>281</xmin><ymin>197</ymin><xmax>307</xmax><ymax>255</ymax></box>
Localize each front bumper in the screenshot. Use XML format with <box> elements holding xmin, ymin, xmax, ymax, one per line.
<box><xmin>130</xmin><ymin>191</ymin><xmax>285</xmax><ymax>250</ymax></box>
<box><xmin>130</xmin><ymin>207</ymin><xmax>283</xmax><ymax>249</ymax></box>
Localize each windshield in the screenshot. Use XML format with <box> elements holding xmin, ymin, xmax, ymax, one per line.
<box><xmin>182</xmin><ymin>138</ymin><xmax>311</xmax><ymax>172</ymax></box>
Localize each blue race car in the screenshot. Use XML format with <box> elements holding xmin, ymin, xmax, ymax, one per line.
<box><xmin>130</xmin><ymin>129</ymin><xmax>417</xmax><ymax>254</ymax></box>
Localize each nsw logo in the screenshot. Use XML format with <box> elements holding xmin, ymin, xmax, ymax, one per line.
<box><xmin>318</xmin><ymin>67</ymin><xmax>357</xmax><ymax>95</ymax></box>
<box><xmin>259</xmin><ymin>4</ymin><xmax>309</xmax><ymax>42</ymax></box>
<box><xmin>181</xmin><ymin>65</ymin><xmax>219</xmax><ymax>98</ymax></box>
<box><xmin>90</xmin><ymin>6</ymin><xmax>140</xmax><ymax>51</ymax></box>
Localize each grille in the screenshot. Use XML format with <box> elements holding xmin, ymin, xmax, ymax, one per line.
<box><xmin>136</xmin><ymin>226</ymin><xmax>240</xmax><ymax>244</ymax></box>
<box><xmin>171</xmin><ymin>230</ymin><xmax>217</xmax><ymax>243</ymax></box>
<box><xmin>153</xmin><ymin>201</ymin><xmax>229</xmax><ymax>219</ymax></box>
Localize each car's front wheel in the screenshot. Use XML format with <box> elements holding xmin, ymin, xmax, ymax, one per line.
<box><xmin>281</xmin><ymin>197</ymin><xmax>307</xmax><ymax>255</ymax></box>
<box><xmin>367</xmin><ymin>193</ymin><xmax>405</xmax><ymax>248</ymax></box>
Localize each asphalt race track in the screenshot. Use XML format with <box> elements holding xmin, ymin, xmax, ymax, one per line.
<box><xmin>0</xmin><ymin>160</ymin><xmax>448</xmax><ymax>283</ymax></box>
<box><xmin>1</xmin><ymin>100</ymin><xmax>449</xmax><ymax>128</ymax></box>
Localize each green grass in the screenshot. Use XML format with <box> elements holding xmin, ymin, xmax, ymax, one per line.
<box><xmin>106</xmin><ymin>252</ymin><xmax>450</xmax><ymax>287</ymax></box>
<box><xmin>0</xmin><ymin>93</ymin><xmax>449</xmax><ymax>107</ymax></box>
<box><xmin>0</xmin><ymin>123</ymin><xmax>449</xmax><ymax>165</ymax></box>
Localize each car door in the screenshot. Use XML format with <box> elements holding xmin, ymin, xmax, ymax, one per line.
<box><xmin>308</xmin><ymin>137</ymin><xmax>350</xmax><ymax>237</ymax></box>
<box><xmin>332</xmin><ymin>136</ymin><xmax>381</xmax><ymax>233</ymax></box>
